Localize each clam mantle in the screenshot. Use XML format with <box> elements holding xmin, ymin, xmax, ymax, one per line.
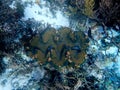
<box><xmin>24</xmin><ymin>27</ymin><xmax>89</xmax><ymax>68</ymax></box>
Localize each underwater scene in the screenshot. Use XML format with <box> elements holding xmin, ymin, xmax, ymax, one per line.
<box><xmin>0</xmin><ymin>0</ymin><xmax>120</xmax><ymax>90</ymax></box>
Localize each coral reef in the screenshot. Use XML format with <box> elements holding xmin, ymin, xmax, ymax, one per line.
<box><xmin>0</xmin><ymin>30</ymin><xmax>21</xmax><ymax>54</ymax></box>
<box><xmin>84</xmin><ymin>0</ymin><xmax>95</xmax><ymax>17</ymax></box>
<box><xmin>94</xmin><ymin>0</ymin><xmax>120</xmax><ymax>27</ymax></box>
<box><xmin>0</xmin><ymin>0</ymin><xmax>120</xmax><ymax>90</ymax></box>
<box><xmin>67</xmin><ymin>0</ymin><xmax>120</xmax><ymax>28</ymax></box>
<box><xmin>0</xmin><ymin>0</ymin><xmax>25</xmax><ymax>54</ymax></box>
<box><xmin>0</xmin><ymin>0</ymin><xmax>24</xmax><ymax>24</ymax></box>
<box><xmin>65</xmin><ymin>0</ymin><xmax>95</xmax><ymax>18</ymax></box>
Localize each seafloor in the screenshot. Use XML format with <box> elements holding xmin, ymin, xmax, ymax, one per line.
<box><xmin>0</xmin><ymin>0</ymin><xmax>120</xmax><ymax>90</ymax></box>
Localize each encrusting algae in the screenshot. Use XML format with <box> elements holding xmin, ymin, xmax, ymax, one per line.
<box><xmin>24</xmin><ymin>27</ymin><xmax>89</xmax><ymax>69</ymax></box>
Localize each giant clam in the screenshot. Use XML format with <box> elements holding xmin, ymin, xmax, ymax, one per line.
<box><xmin>23</xmin><ymin>27</ymin><xmax>89</xmax><ymax>69</ymax></box>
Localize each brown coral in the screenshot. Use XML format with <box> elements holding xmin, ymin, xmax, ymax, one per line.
<box><xmin>83</xmin><ymin>0</ymin><xmax>95</xmax><ymax>17</ymax></box>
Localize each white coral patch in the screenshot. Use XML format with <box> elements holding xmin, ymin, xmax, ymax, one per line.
<box><xmin>106</xmin><ymin>46</ymin><xmax>118</xmax><ymax>56</ymax></box>
<box><xmin>23</xmin><ymin>1</ymin><xmax>69</xmax><ymax>28</ymax></box>
<box><xmin>108</xmin><ymin>29</ymin><xmax>120</xmax><ymax>37</ymax></box>
<box><xmin>9</xmin><ymin>1</ymin><xmax>16</xmax><ymax>9</ymax></box>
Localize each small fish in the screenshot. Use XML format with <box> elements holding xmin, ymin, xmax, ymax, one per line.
<box><xmin>88</xmin><ymin>27</ymin><xmax>92</xmax><ymax>39</ymax></box>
